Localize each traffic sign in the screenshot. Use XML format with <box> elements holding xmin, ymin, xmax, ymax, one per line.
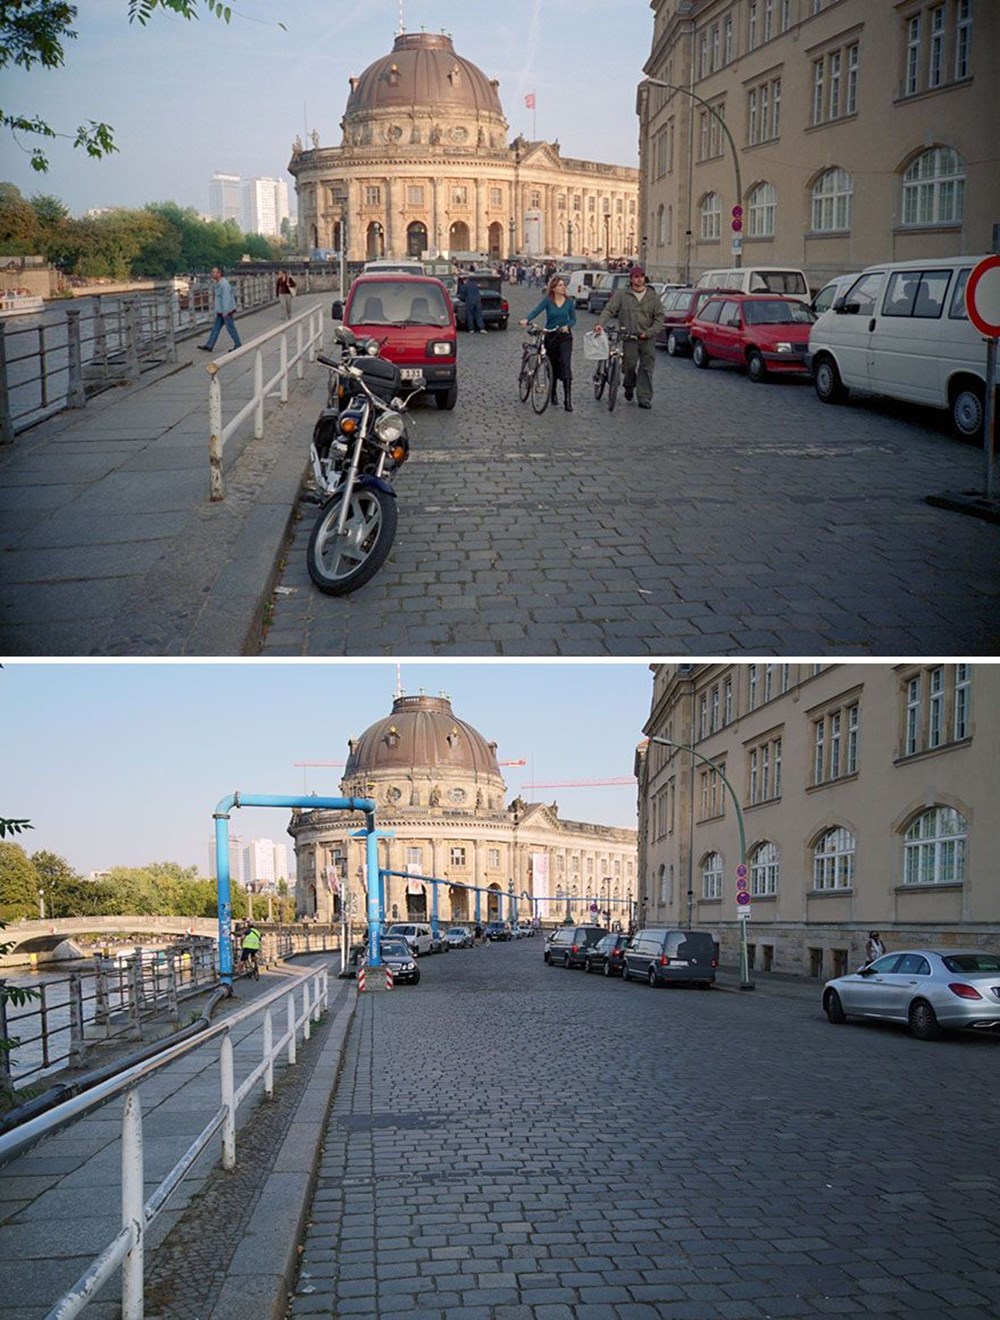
<box><xmin>736</xmin><ymin>876</ymin><xmax>749</xmax><ymax>893</ymax></box>
<box><xmin>735</xmin><ymin>864</ymin><xmax>749</xmax><ymax>879</ymax></box>
<box><xmin>731</xmin><ymin>205</ymin><xmax>743</xmax><ymax>218</ymax></box>
<box><xmin>737</xmin><ymin>907</ymin><xmax>751</xmax><ymax>920</ymax></box>
<box><xmin>731</xmin><ymin>236</ymin><xmax>743</xmax><ymax>254</ymax></box>
<box><xmin>965</xmin><ymin>255</ymin><xmax>1000</xmax><ymax>338</ymax></box>
<box><xmin>736</xmin><ymin>890</ymin><xmax>751</xmax><ymax>906</ymax></box>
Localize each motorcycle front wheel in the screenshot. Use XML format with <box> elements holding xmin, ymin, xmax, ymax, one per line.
<box><xmin>306</xmin><ymin>485</ymin><xmax>398</xmax><ymax>595</ymax></box>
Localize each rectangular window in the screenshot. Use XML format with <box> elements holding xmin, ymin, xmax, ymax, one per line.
<box><xmin>748</xmin><ymin>88</ymin><xmax>758</xmax><ymax>145</ymax></box>
<box><xmin>748</xmin><ymin>0</ymin><xmax>758</xmax><ymax>50</ymax></box>
<box><xmin>906</xmin><ymin>15</ymin><xmax>921</xmax><ymax>95</ymax></box>
<box><xmin>814</xmin><ymin>719</ymin><xmax>825</xmax><ymax>784</ymax></box>
<box><xmin>780</xmin><ymin>0</ymin><xmax>790</xmax><ymax>32</ymax></box>
<box><xmin>724</xmin><ymin>15</ymin><xmax>734</xmax><ymax>64</ymax></box>
<box><xmin>764</xmin><ymin>663</ymin><xmax>774</xmax><ymax>704</ymax></box>
<box><xmin>813</xmin><ymin>59</ymin><xmax>825</xmax><ymax>124</ymax></box>
<box><xmin>929</xmin><ymin>6</ymin><xmax>945</xmax><ymax>87</ymax></box>
<box><xmin>748</xmin><ymin>664</ymin><xmax>759</xmax><ymax>710</ymax></box>
<box><xmin>829</xmin><ymin>711</ymin><xmax>841</xmax><ymax>779</ymax></box>
<box><xmin>763</xmin><ymin>0</ymin><xmax>773</xmax><ymax>42</ymax></box>
<box><xmin>407</xmin><ymin>185</ymin><xmax>425</xmax><ymax>205</ymax></box>
<box><xmin>452</xmin><ymin>186</ymin><xmax>467</xmax><ymax>205</ymax></box>
<box><xmin>724</xmin><ymin>676</ymin><xmax>733</xmax><ymax>725</ymax></box>
<box><xmin>488</xmin><ymin>848</ymin><xmax>501</xmax><ymax>868</ymax></box>
<box><xmin>929</xmin><ymin>666</ymin><xmax>944</xmax><ymax>747</ymax></box>
<box><xmin>955</xmin><ymin>0</ymin><xmax>972</xmax><ymax>79</ymax></box>
<box><xmin>489</xmin><ymin>186</ymin><xmax>503</xmax><ymax>207</ymax></box>
<box><xmin>760</xmin><ymin>81</ymin><xmax>770</xmax><ymax>139</ymax></box>
<box><xmin>846</xmin><ymin>44</ymin><xmax>859</xmax><ymax>114</ymax></box>
<box><xmin>711</xmin><ymin>23</ymin><xmax>720</xmax><ymax>71</ymax></box>
<box><xmin>954</xmin><ymin>663</ymin><xmax>971</xmax><ymax>739</ymax></box>
<box><xmin>699</xmin><ymin>693</ymin><xmax>709</xmax><ymax>739</ymax></box>
<box><xmin>906</xmin><ymin>676</ymin><xmax>921</xmax><ymax>755</ymax></box>
<box><xmin>450</xmin><ymin>846</ymin><xmax>466</xmax><ymax>866</ymax></box>
<box><xmin>828</xmin><ymin>49</ymin><xmax>841</xmax><ymax>118</ymax></box>
<box><xmin>847</xmin><ymin>704</ymin><xmax>859</xmax><ymax>774</ymax></box>
<box><xmin>772</xmin><ymin>77</ymin><xmax>782</xmax><ymax>136</ymax></box>
<box><xmin>699</xmin><ymin>32</ymin><xmax>708</xmax><ymax>79</ymax></box>
<box><xmin>748</xmin><ymin>737</ymin><xmax>781</xmax><ymax>804</ymax></box>
<box><xmin>365</xmin><ymin>185</ymin><xmax>381</xmax><ymax>206</ymax></box>
<box><xmin>406</xmin><ymin>846</ymin><xmax>423</xmax><ymax>869</ymax></box>
<box><xmin>711</xmin><ymin>686</ymin><xmax>720</xmax><ymax>732</ymax></box>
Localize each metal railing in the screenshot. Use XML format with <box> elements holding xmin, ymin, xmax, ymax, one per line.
<box><xmin>0</xmin><ymin>275</ymin><xmax>279</xmax><ymax>442</ymax></box>
<box><xmin>0</xmin><ymin>964</ymin><xmax>333</xmax><ymax>1320</ymax></box>
<box><xmin>206</xmin><ymin>303</ymin><xmax>324</xmax><ymax>500</ymax></box>
<box><xmin>0</xmin><ymin>943</ymin><xmax>220</xmax><ymax>1086</ymax></box>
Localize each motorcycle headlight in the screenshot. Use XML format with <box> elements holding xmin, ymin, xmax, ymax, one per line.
<box><xmin>375</xmin><ymin>411</ymin><xmax>406</xmax><ymax>443</ymax></box>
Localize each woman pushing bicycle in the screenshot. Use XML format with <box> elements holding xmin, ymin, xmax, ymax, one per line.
<box><xmin>519</xmin><ymin>275</ymin><xmax>577</xmax><ymax>411</ymax></box>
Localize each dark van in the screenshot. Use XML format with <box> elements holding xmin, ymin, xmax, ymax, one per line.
<box><xmin>621</xmin><ymin>928</ymin><xmax>718</xmax><ymax>987</ymax></box>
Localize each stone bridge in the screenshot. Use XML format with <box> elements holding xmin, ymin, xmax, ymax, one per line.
<box><xmin>1</xmin><ymin>916</ymin><xmax>218</xmax><ymax>965</ymax></box>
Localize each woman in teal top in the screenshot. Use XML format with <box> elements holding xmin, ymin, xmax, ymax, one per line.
<box><xmin>520</xmin><ymin>275</ymin><xmax>577</xmax><ymax>411</ymax></box>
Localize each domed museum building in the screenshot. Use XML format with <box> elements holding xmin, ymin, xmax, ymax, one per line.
<box><xmin>288</xmin><ymin>692</ymin><xmax>638</xmax><ymax>928</ymax></box>
<box><xmin>289</xmin><ymin>30</ymin><xmax>639</xmax><ymax>262</ymax></box>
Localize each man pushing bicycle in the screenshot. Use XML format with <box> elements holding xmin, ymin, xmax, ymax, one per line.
<box><xmin>593</xmin><ymin>266</ymin><xmax>664</xmax><ymax>409</ymax></box>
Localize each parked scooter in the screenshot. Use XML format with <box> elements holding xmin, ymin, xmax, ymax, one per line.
<box><xmin>306</xmin><ymin>326</ymin><xmax>423</xmax><ymax>594</ymax></box>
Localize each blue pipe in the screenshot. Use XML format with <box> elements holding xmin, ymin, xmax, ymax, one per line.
<box><xmin>213</xmin><ymin>793</ymin><xmax>376</xmax><ymax>985</ymax></box>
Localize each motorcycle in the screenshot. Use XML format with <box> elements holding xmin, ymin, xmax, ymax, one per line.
<box><xmin>306</xmin><ymin>326</ymin><xmax>423</xmax><ymax>595</ymax></box>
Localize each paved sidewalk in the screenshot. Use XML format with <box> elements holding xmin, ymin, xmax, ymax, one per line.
<box><xmin>0</xmin><ymin>958</ymin><xmax>355</xmax><ymax>1320</ymax></box>
<box><xmin>0</xmin><ymin>296</ymin><xmax>329</xmax><ymax>656</ymax></box>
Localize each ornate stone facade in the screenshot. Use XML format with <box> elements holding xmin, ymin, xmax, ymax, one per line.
<box><xmin>288</xmin><ymin>693</ymin><xmax>637</xmax><ymax>929</ymax></box>
<box><xmin>289</xmin><ymin>31</ymin><xmax>639</xmax><ymax>262</ymax></box>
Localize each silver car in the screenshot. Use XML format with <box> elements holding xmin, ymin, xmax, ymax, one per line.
<box><xmin>444</xmin><ymin>925</ymin><xmax>473</xmax><ymax>948</ymax></box>
<box><xmin>823</xmin><ymin>949</ymin><xmax>1000</xmax><ymax>1040</ymax></box>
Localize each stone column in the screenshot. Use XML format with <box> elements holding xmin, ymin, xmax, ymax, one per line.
<box><xmin>475</xmin><ymin>178</ymin><xmax>486</xmax><ymax>255</ymax></box>
<box><xmin>432</xmin><ymin>177</ymin><xmax>442</xmax><ymax>256</ymax></box>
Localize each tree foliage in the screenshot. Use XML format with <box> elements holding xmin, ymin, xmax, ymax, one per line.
<box><xmin>1</xmin><ymin>2</ymin><xmax>235</xmax><ymax>172</ymax></box>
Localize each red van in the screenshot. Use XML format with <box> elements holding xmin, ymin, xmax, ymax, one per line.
<box><xmin>333</xmin><ymin>273</ymin><xmax>458</xmax><ymax>410</ymax></box>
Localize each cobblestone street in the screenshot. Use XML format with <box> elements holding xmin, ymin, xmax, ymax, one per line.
<box><xmin>289</xmin><ymin>938</ymin><xmax>999</xmax><ymax>1319</ymax></box>
<box><xmin>262</xmin><ymin>284</ymin><xmax>1000</xmax><ymax>657</ymax></box>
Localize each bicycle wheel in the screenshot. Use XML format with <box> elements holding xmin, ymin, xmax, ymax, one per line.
<box><xmin>250</xmin><ymin>958</ymin><xmax>259</xmax><ymax>981</ymax></box>
<box><xmin>593</xmin><ymin>359</ymin><xmax>607</xmax><ymax>400</ymax></box>
<box><xmin>518</xmin><ymin>352</ymin><xmax>533</xmax><ymax>402</ymax></box>
<box><xmin>607</xmin><ymin>356</ymin><xmax>621</xmax><ymax>412</ymax></box>
<box><xmin>530</xmin><ymin>356</ymin><xmax>552</xmax><ymax>414</ymax></box>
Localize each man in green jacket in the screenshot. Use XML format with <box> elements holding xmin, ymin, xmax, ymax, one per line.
<box><xmin>594</xmin><ymin>266</ymin><xmax>664</xmax><ymax>408</ymax></box>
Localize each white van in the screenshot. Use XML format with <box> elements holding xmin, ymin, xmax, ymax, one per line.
<box><xmin>807</xmin><ymin>255</ymin><xmax>994</xmax><ymax>440</ymax></box>
<box><xmin>696</xmin><ymin>266</ymin><xmax>809</xmax><ymax>299</ymax></box>
<box><xmin>564</xmin><ymin>269</ymin><xmax>604</xmax><ymax>306</ymax></box>
<box><xmin>386</xmin><ymin>922</ymin><xmax>433</xmax><ymax>955</ymax></box>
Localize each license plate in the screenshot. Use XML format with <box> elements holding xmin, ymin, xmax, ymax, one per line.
<box><xmin>400</xmin><ymin>368</ymin><xmax>422</xmax><ymax>379</ymax></box>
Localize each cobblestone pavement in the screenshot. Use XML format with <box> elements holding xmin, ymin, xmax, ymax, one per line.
<box><xmin>261</xmin><ymin>284</ymin><xmax>1000</xmax><ymax>656</ymax></box>
<box><xmin>288</xmin><ymin>938</ymin><xmax>999</xmax><ymax>1319</ymax></box>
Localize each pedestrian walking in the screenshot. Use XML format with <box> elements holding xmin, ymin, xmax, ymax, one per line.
<box><xmin>520</xmin><ymin>274</ymin><xmax>577</xmax><ymax>411</ymax></box>
<box><xmin>198</xmin><ymin>267</ymin><xmax>242</xmax><ymax>353</ymax></box>
<box><xmin>462</xmin><ymin>275</ymin><xmax>486</xmax><ymax>332</ymax></box>
<box><xmin>865</xmin><ymin>931</ymin><xmax>886</xmax><ymax>963</ymax></box>
<box><xmin>276</xmin><ymin>269</ymin><xmax>297</xmax><ymax>320</ymax></box>
<box><xmin>593</xmin><ymin>265</ymin><xmax>663</xmax><ymax>408</ymax></box>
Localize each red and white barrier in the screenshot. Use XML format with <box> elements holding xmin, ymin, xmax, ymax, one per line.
<box><xmin>357</xmin><ymin>962</ymin><xmax>366</xmax><ymax>992</ymax></box>
<box><xmin>385</xmin><ymin>966</ymin><xmax>394</xmax><ymax>990</ymax></box>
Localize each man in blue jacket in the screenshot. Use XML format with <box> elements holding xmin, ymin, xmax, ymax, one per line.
<box><xmin>462</xmin><ymin>275</ymin><xmax>486</xmax><ymax>333</ymax></box>
<box><xmin>199</xmin><ymin>267</ymin><xmax>242</xmax><ymax>352</ymax></box>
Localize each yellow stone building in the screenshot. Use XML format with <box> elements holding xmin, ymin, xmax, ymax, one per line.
<box><xmin>289</xmin><ymin>31</ymin><xmax>639</xmax><ymax>263</ymax></box>
<box><xmin>289</xmin><ymin>692</ymin><xmax>638</xmax><ymax>930</ymax></box>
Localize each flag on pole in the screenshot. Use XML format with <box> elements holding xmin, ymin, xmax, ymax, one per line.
<box><xmin>524</xmin><ymin>92</ymin><xmax>536</xmax><ymax>109</ymax></box>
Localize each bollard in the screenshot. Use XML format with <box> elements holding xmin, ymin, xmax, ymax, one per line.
<box><xmin>357</xmin><ymin>962</ymin><xmax>366</xmax><ymax>992</ymax></box>
<box><xmin>385</xmin><ymin>966</ymin><xmax>394</xmax><ymax>990</ymax></box>
<box><xmin>65</xmin><ymin>309</ymin><xmax>86</xmax><ymax>408</ymax></box>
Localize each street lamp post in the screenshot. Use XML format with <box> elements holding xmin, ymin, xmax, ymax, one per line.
<box><xmin>641</xmin><ymin>78</ymin><xmax>743</xmax><ymax>269</ymax></box>
<box><xmin>646</xmin><ymin>735</ymin><xmax>754</xmax><ymax>990</ymax></box>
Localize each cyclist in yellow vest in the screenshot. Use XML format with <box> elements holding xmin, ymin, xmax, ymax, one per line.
<box><xmin>239</xmin><ymin>922</ymin><xmax>262</xmax><ymax>968</ymax></box>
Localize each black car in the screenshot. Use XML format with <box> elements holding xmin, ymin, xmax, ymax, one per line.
<box><xmin>621</xmin><ymin>928</ymin><xmax>718</xmax><ymax>988</ymax></box>
<box><xmin>373</xmin><ymin>937</ymin><xmax>421</xmax><ymax>984</ymax></box>
<box><xmin>453</xmin><ymin>272</ymin><xmax>509</xmax><ymax>330</ymax></box>
<box><xmin>483</xmin><ymin>920</ymin><xmax>512</xmax><ymax>941</ymax></box>
<box><xmin>584</xmin><ymin>932</ymin><xmax>630</xmax><ymax>977</ymax></box>
<box><xmin>544</xmin><ymin>924</ymin><xmax>608</xmax><ymax>968</ymax></box>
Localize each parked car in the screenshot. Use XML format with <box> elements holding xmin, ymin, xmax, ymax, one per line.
<box><xmin>690</xmin><ymin>293</ymin><xmax>816</xmax><ymax>382</ymax></box>
<box><xmin>621</xmin><ymin>928</ymin><xmax>718</xmax><ymax>987</ymax></box>
<box><xmin>453</xmin><ymin>271</ymin><xmax>509</xmax><ymax>330</ymax></box>
<box><xmin>565</xmin><ymin>269</ymin><xmax>605</xmax><ymax>306</ymax></box>
<box><xmin>807</xmin><ymin>255</ymin><xmax>997</xmax><ymax>440</ymax></box>
<box><xmin>483</xmin><ymin>920</ymin><xmax>512</xmax><ymax>941</ymax></box>
<box><xmin>385</xmin><ymin>922</ymin><xmax>433</xmax><ymax>955</ymax></box>
<box><xmin>331</xmin><ymin>272</ymin><xmax>458</xmax><ymax>409</ymax></box>
<box><xmin>544</xmin><ymin>924</ymin><xmax>608</xmax><ymax>968</ymax></box>
<box><xmin>811</xmin><ymin>273</ymin><xmax>860</xmax><ymax>315</ymax></box>
<box><xmin>444</xmin><ymin>925</ymin><xmax>473</xmax><ymax>948</ymax></box>
<box><xmin>587</xmin><ymin>272</ymin><xmax>632</xmax><ymax>314</ymax></box>
<box><xmin>584</xmin><ymin>931</ymin><xmax>630</xmax><ymax>977</ymax></box>
<box><xmin>375</xmin><ymin>936</ymin><xmax>421</xmax><ymax>984</ymax></box>
<box><xmin>823</xmin><ymin>949</ymin><xmax>1000</xmax><ymax>1040</ymax></box>
<box><xmin>656</xmin><ymin>286</ymin><xmax>726</xmax><ymax>356</ymax></box>
<box><xmin>695</xmin><ymin>265</ymin><xmax>810</xmax><ymax>299</ymax></box>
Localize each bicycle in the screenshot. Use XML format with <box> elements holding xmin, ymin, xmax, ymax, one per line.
<box><xmin>517</xmin><ymin>325</ymin><xmax>553</xmax><ymax>415</ymax></box>
<box><xmin>241</xmin><ymin>949</ymin><xmax>260</xmax><ymax>981</ymax></box>
<box><xmin>591</xmin><ymin>328</ymin><xmax>638</xmax><ymax>412</ymax></box>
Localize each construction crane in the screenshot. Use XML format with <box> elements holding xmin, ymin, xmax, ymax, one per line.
<box><xmin>522</xmin><ymin>777</ymin><xmax>636</xmax><ymax>789</ymax></box>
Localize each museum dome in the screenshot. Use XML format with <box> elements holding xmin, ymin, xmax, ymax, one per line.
<box><xmin>341</xmin><ymin>694</ymin><xmax>507</xmax><ymax>814</ymax></box>
<box><xmin>346</xmin><ymin>31</ymin><xmax>504</xmax><ymax>119</ymax></box>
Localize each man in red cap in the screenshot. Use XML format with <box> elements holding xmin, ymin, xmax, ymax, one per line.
<box><xmin>593</xmin><ymin>266</ymin><xmax>664</xmax><ymax>408</ymax></box>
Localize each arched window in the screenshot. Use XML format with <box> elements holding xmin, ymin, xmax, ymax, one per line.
<box><xmin>813</xmin><ymin>826</ymin><xmax>856</xmax><ymax>890</ymax></box>
<box><xmin>702</xmin><ymin>852</ymin><xmax>724</xmax><ymax>900</ymax></box>
<box><xmin>811</xmin><ymin>168</ymin><xmax>853</xmax><ymax>232</ymax></box>
<box><xmin>904</xmin><ymin>806</ymin><xmax>967</xmax><ymax>885</ymax></box>
<box><xmin>700</xmin><ymin>192</ymin><xmax>721</xmax><ymax>240</ymax></box>
<box><xmin>749</xmin><ymin>841</ymin><xmax>779</xmax><ymax>896</ymax></box>
<box><xmin>902</xmin><ymin>147</ymin><xmax>965</xmax><ymax>226</ymax></box>
<box><xmin>747</xmin><ymin>182</ymin><xmax>776</xmax><ymax>237</ymax></box>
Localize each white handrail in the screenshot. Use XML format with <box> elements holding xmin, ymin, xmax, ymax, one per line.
<box><xmin>206</xmin><ymin>305</ymin><xmax>324</xmax><ymax>501</ymax></box>
<box><xmin>0</xmin><ymin>965</ymin><xmax>331</xmax><ymax>1320</ymax></box>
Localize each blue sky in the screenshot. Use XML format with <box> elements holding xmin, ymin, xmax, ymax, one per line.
<box><xmin>0</xmin><ymin>661</ymin><xmax>654</xmax><ymax>875</ymax></box>
<box><xmin>5</xmin><ymin>0</ymin><xmax>652</xmax><ymax>216</ymax></box>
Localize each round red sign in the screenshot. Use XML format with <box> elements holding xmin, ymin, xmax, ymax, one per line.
<box><xmin>965</xmin><ymin>255</ymin><xmax>1000</xmax><ymax>338</ymax></box>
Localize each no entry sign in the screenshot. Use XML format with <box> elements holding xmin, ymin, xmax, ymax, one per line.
<box><xmin>965</xmin><ymin>255</ymin><xmax>1000</xmax><ymax>338</ymax></box>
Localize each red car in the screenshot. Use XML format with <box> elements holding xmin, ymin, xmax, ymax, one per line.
<box><xmin>689</xmin><ymin>293</ymin><xmax>816</xmax><ymax>382</ymax></box>
<box><xmin>656</xmin><ymin>286</ymin><xmax>727</xmax><ymax>356</ymax></box>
